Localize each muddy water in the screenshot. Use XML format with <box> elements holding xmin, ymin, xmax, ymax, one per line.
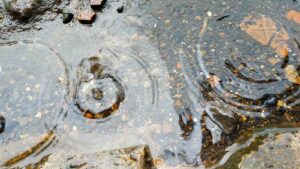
<box><xmin>0</xmin><ymin>0</ymin><xmax>300</xmax><ymax>168</ymax></box>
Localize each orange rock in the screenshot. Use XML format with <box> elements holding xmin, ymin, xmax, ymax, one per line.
<box><xmin>270</xmin><ymin>28</ymin><xmax>289</xmax><ymax>49</ymax></box>
<box><xmin>274</xmin><ymin>44</ymin><xmax>289</xmax><ymax>57</ymax></box>
<box><xmin>241</xmin><ymin>15</ymin><xmax>290</xmax><ymax>57</ymax></box>
<box><xmin>176</xmin><ymin>63</ymin><xmax>182</xmax><ymax>69</ymax></box>
<box><xmin>286</xmin><ymin>10</ymin><xmax>300</xmax><ymax>25</ymax></box>
<box><xmin>85</xmin><ymin>112</ymin><xmax>94</xmax><ymax>119</ymax></box>
<box><xmin>270</xmin><ymin>28</ymin><xmax>290</xmax><ymax>57</ymax></box>
<box><xmin>240</xmin><ymin>16</ymin><xmax>277</xmax><ymax>45</ymax></box>
<box><xmin>284</xmin><ymin>65</ymin><xmax>300</xmax><ymax>84</ymax></box>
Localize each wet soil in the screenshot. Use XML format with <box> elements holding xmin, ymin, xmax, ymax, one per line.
<box><xmin>0</xmin><ymin>0</ymin><xmax>300</xmax><ymax>169</ymax></box>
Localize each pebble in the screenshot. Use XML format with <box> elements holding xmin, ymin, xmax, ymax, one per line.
<box><xmin>0</xmin><ymin>116</ymin><xmax>5</xmax><ymax>134</ymax></box>
<box><xmin>90</xmin><ymin>0</ymin><xmax>106</xmax><ymax>10</ymax></box>
<box><xmin>117</xmin><ymin>6</ymin><xmax>124</xmax><ymax>13</ymax></box>
<box><xmin>62</xmin><ymin>13</ymin><xmax>74</xmax><ymax>24</ymax></box>
<box><xmin>207</xmin><ymin>11</ymin><xmax>212</xmax><ymax>17</ymax></box>
<box><xmin>77</xmin><ymin>10</ymin><xmax>96</xmax><ymax>24</ymax></box>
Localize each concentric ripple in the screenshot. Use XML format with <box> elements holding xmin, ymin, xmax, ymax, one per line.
<box><xmin>197</xmin><ymin>14</ymin><xmax>300</xmax><ymax>117</ymax></box>
<box><xmin>0</xmin><ymin>40</ymin><xmax>69</xmax><ymax>167</ymax></box>
<box><xmin>74</xmin><ymin>56</ymin><xmax>125</xmax><ymax>119</ymax></box>
<box><xmin>61</xmin><ymin>46</ymin><xmax>162</xmax><ymax>150</ymax></box>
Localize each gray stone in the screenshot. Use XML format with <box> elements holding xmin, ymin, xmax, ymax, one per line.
<box><xmin>42</xmin><ymin>145</ymin><xmax>156</xmax><ymax>169</ymax></box>
<box><xmin>240</xmin><ymin>131</ymin><xmax>300</xmax><ymax>169</ymax></box>
<box><xmin>6</xmin><ymin>0</ymin><xmax>38</xmax><ymax>20</ymax></box>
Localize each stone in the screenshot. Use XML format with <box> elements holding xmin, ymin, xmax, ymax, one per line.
<box><xmin>117</xmin><ymin>6</ymin><xmax>124</xmax><ymax>13</ymax></box>
<box><xmin>77</xmin><ymin>10</ymin><xmax>96</xmax><ymax>24</ymax></box>
<box><xmin>39</xmin><ymin>145</ymin><xmax>156</xmax><ymax>169</ymax></box>
<box><xmin>0</xmin><ymin>116</ymin><xmax>5</xmax><ymax>134</ymax></box>
<box><xmin>62</xmin><ymin>13</ymin><xmax>73</xmax><ymax>24</ymax></box>
<box><xmin>6</xmin><ymin>0</ymin><xmax>38</xmax><ymax>20</ymax></box>
<box><xmin>240</xmin><ymin>15</ymin><xmax>277</xmax><ymax>45</ymax></box>
<box><xmin>240</xmin><ymin>15</ymin><xmax>290</xmax><ymax>57</ymax></box>
<box><xmin>284</xmin><ymin>65</ymin><xmax>300</xmax><ymax>84</ymax></box>
<box><xmin>240</xmin><ymin>132</ymin><xmax>300</xmax><ymax>169</ymax></box>
<box><xmin>90</xmin><ymin>0</ymin><xmax>106</xmax><ymax>10</ymax></box>
<box><xmin>286</xmin><ymin>10</ymin><xmax>300</xmax><ymax>25</ymax></box>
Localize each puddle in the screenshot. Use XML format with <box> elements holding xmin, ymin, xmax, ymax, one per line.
<box><xmin>0</xmin><ymin>40</ymin><xmax>68</xmax><ymax>167</ymax></box>
<box><xmin>0</xmin><ymin>0</ymin><xmax>300</xmax><ymax>168</ymax></box>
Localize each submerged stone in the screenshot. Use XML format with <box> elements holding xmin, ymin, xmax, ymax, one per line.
<box><xmin>0</xmin><ymin>116</ymin><xmax>5</xmax><ymax>134</ymax></box>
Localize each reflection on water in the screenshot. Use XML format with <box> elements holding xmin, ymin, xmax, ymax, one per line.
<box><xmin>0</xmin><ymin>0</ymin><xmax>300</xmax><ymax>168</ymax></box>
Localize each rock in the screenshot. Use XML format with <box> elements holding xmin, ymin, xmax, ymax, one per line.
<box><xmin>40</xmin><ymin>145</ymin><xmax>157</xmax><ymax>169</ymax></box>
<box><xmin>6</xmin><ymin>0</ymin><xmax>38</xmax><ymax>20</ymax></box>
<box><xmin>62</xmin><ymin>13</ymin><xmax>73</xmax><ymax>24</ymax></box>
<box><xmin>240</xmin><ymin>15</ymin><xmax>290</xmax><ymax>57</ymax></box>
<box><xmin>286</xmin><ymin>10</ymin><xmax>300</xmax><ymax>25</ymax></box>
<box><xmin>0</xmin><ymin>116</ymin><xmax>5</xmax><ymax>134</ymax></box>
<box><xmin>77</xmin><ymin>10</ymin><xmax>96</xmax><ymax>24</ymax></box>
<box><xmin>90</xmin><ymin>0</ymin><xmax>106</xmax><ymax>10</ymax></box>
<box><xmin>284</xmin><ymin>65</ymin><xmax>300</xmax><ymax>84</ymax></box>
<box><xmin>117</xmin><ymin>6</ymin><xmax>124</xmax><ymax>13</ymax></box>
<box><xmin>240</xmin><ymin>132</ymin><xmax>300</xmax><ymax>169</ymax></box>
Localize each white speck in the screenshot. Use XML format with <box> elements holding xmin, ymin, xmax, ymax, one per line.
<box><xmin>27</xmin><ymin>95</ymin><xmax>34</xmax><ymax>101</ymax></box>
<box><xmin>35</xmin><ymin>112</ymin><xmax>42</xmax><ymax>118</ymax></box>
<box><xmin>35</xmin><ymin>84</ymin><xmax>40</xmax><ymax>89</ymax></box>
<box><xmin>144</xmin><ymin>80</ymin><xmax>151</xmax><ymax>88</ymax></box>
<box><xmin>0</xmin><ymin>65</ymin><xmax>2</xmax><ymax>73</ymax></box>
<box><xmin>20</xmin><ymin>134</ymin><xmax>28</xmax><ymax>138</ymax></box>
<box><xmin>26</xmin><ymin>87</ymin><xmax>31</xmax><ymax>91</ymax></box>
<box><xmin>72</xmin><ymin>126</ymin><xmax>77</xmax><ymax>131</ymax></box>
<box><xmin>207</xmin><ymin>11</ymin><xmax>213</xmax><ymax>17</ymax></box>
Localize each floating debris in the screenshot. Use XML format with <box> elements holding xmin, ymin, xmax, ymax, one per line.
<box><xmin>216</xmin><ymin>15</ymin><xmax>230</xmax><ymax>21</ymax></box>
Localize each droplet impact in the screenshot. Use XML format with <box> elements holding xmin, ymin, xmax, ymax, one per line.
<box><xmin>75</xmin><ymin>56</ymin><xmax>125</xmax><ymax>119</ymax></box>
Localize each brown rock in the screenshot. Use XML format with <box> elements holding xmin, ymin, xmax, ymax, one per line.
<box><xmin>77</xmin><ymin>10</ymin><xmax>96</xmax><ymax>24</ymax></box>
<box><xmin>90</xmin><ymin>0</ymin><xmax>106</xmax><ymax>10</ymax></box>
